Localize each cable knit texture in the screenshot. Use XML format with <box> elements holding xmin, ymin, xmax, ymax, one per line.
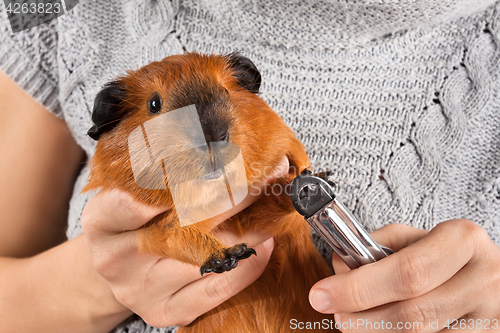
<box><xmin>1</xmin><ymin>1</ymin><xmax>500</xmax><ymax>332</ymax></box>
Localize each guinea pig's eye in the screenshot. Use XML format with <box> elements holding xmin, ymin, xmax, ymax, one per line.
<box><xmin>219</xmin><ymin>132</ymin><xmax>229</xmax><ymax>142</ymax></box>
<box><xmin>148</xmin><ymin>93</ymin><xmax>162</xmax><ymax>114</ymax></box>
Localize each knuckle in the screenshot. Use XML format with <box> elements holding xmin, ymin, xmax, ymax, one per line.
<box><xmin>80</xmin><ymin>209</ymin><xmax>99</xmax><ymax>238</ymax></box>
<box><xmin>397</xmin><ymin>251</ymin><xmax>430</xmax><ymax>298</ymax></box>
<box><xmin>81</xmin><ymin>208</ymin><xmax>112</xmax><ymax>240</ymax></box>
<box><xmin>138</xmin><ymin>303</ymin><xmax>176</xmax><ymax>328</ymax></box>
<box><xmin>456</xmin><ymin>219</ymin><xmax>483</xmax><ymax>238</ymax></box>
<box><xmin>443</xmin><ymin>219</ymin><xmax>486</xmax><ymax>242</ymax></box>
<box><xmin>144</xmin><ymin>304</ymin><xmax>196</xmax><ymax>328</ymax></box>
<box><xmin>152</xmin><ymin>311</ymin><xmax>176</xmax><ymax>328</ymax></box>
<box><xmin>141</xmin><ymin>312</ymin><xmax>166</xmax><ymax>328</ymax></box>
<box><xmin>453</xmin><ymin>219</ymin><xmax>491</xmax><ymax>253</ymax></box>
<box><xmin>205</xmin><ymin>275</ymin><xmax>235</xmax><ymax>301</ymax></box>
<box><xmin>91</xmin><ymin>255</ymin><xmax>106</xmax><ymax>275</ymax></box>
<box><xmin>82</xmin><ymin>190</ymin><xmax>156</xmax><ymax>238</ymax></box>
<box><xmin>113</xmin><ymin>190</ymin><xmax>152</xmax><ymax>223</ymax></box>
<box><xmin>176</xmin><ymin>316</ymin><xmax>197</xmax><ymax>327</ymax></box>
<box><xmin>398</xmin><ymin>300</ymin><xmax>437</xmax><ymax>332</ymax></box>
<box><xmin>480</xmin><ymin>252</ymin><xmax>500</xmax><ymax>292</ymax></box>
<box><xmin>87</xmin><ymin>242</ymin><xmax>115</xmax><ymax>276</ymax></box>
<box><xmin>384</xmin><ymin>223</ymin><xmax>411</xmax><ymax>234</ymax></box>
<box><xmin>112</xmin><ymin>286</ymin><xmax>136</xmax><ymax>309</ymax></box>
<box><xmin>491</xmin><ymin>263</ymin><xmax>500</xmax><ymax>285</ymax></box>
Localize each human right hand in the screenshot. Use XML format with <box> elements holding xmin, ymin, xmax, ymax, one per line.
<box><xmin>310</xmin><ymin>222</ymin><xmax>500</xmax><ymax>333</ymax></box>
<box><xmin>81</xmin><ymin>157</ymin><xmax>289</xmax><ymax>328</ymax></box>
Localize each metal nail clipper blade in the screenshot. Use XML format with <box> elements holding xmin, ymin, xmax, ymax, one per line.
<box><xmin>290</xmin><ymin>170</ymin><xmax>394</xmax><ymax>270</ymax></box>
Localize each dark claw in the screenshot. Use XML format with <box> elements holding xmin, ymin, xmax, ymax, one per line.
<box><xmin>312</xmin><ymin>171</ymin><xmax>336</xmax><ymax>188</ymax></box>
<box><xmin>200</xmin><ymin>244</ymin><xmax>256</xmax><ymax>276</ymax></box>
<box><xmin>312</xmin><ymin>170</ymin><xmax>333</xmax><ymax>181</ymax></box>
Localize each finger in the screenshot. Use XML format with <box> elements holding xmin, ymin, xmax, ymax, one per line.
<box><xmin>213</xmin><ymin>230</ymin><xmax>274</xmax><ymax>247</ymax></box>
<box><xmin>148</xmin><ymin>237</ymin><xmax>275</xmax><ymax>327</ymax></box>
<box><xmin>87</xmin><ymin>197</ymin><xmax>280</xmax><ymax>275</ymax></box>
<box><xmin>331</xmin><ymin>224</ymin><xmax>427</xmax><ymax>276</ymax></box>
<box><xmin>331</xmin><ymin>253</ymin><xmax>351</xmax><ymax>275</ymax></box>
<box><xmin>267</xmin><ymin>155</ymin><xmax>290</xmax><ymax>181</ymax></box>
<box><xmin>310</xmin><ymin>220</ymin><xmax>476</xmax><ymax>314</ymax></box>
<box><xmin>116</xmin><ymin>257</ymin><xmax>202</xmax><ymax>309</ymax></box>
<box><xmin>83</xmin><ymin>156</ymin><xmax>288</xmax><ymax>239</ymax></box>
<box><xmin>250</xmin><ymin>155</ymin><xmax>291</xmax><ymax>185</ymax></box>
<box><xmin>81</xmin><ymin>189</ymin><xmax>168</xmax><ymax>239</ymax></box>
<box><xmin>370</xmin><ymin>224</ymin><xmax>428</xmax><ymax>251</ymax></box>
<box><xmin>137</xmin><ymin>231</ymin><xmax>276</xmax><ymax>299</ymax></box>
<box><xmin>335</xmin><ymin>261</ymin><xmax>480</xmax><ymax>333</ymax></box>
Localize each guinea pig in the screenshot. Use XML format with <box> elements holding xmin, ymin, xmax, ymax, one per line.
<box><xmin>84</xmin><ymin>53</ymin><xmax>338</xmax><ymax>333</ymax></box>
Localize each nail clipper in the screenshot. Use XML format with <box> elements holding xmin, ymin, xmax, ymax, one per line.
<box><xmin>290</xmin><ymin>170</ymin><xmax>394</xmax><ymax>269</ymax></box>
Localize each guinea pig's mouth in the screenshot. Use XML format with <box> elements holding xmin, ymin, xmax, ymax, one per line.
<box><xmin>201</xmin><ymin>168</ymin><xmax>224</xmax><ymax>181</ymax></box>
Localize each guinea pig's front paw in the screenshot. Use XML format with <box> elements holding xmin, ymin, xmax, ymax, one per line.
<box><xmin>200</xmin><ymin>244</ymin><xmax>256</xmax><ymax>276</ymax></box>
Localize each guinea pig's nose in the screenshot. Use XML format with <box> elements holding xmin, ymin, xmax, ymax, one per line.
<box><xmin>203</xmin><ymin>130</ymin><xmax>229</xmax><ymax>146</ymax></box>
<box><xmin>218</xmin><ymin>132</ymin><xmax>229</xmax><ymax>142</ymax></box>
<box><xmin>204</xmin><ymin>139</ymin><xmax>240</xmax><ymax>173</ymax></box>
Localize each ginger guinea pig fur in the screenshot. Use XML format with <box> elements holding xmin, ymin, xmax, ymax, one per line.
<box><xmin>84</xmin><ymin>53</ymin><xmax>337</xmax><ymax>333</ymax></box>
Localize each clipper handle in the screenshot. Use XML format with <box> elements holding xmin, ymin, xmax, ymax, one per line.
<box><xmin>306</xmin><ymin>198</ymin><xmax>393</xmax><ymax>270</ymax></box>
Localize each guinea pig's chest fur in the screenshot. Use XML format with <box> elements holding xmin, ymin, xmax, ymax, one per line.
<box><xmin>85</xmin><ymin>53</ymin><xmax>338</xmax><ymax>332</ymax></box>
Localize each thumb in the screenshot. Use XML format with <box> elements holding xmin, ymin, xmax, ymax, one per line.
<box><xmin>167</xmin><ymin>237</ymin><xmax>275</xmax><ymax>326</ymax></box>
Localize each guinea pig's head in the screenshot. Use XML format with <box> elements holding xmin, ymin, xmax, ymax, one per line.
<box><xmin>85</xmin><ymin>53</ymin><xmax>307</xmax><ymax>219</ymax></box>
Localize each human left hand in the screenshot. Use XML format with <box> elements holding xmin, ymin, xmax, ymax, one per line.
<box><xmin>309</xmin><ymin>220</ymin><xmax>500</xmax><ymax>332</ymax></box>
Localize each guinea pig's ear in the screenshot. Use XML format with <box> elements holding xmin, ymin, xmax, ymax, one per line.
<box><xmin>226</xmin><ymin>53</ymin><xmax>262</xmax><ymax>94</ymax></box>
<box><xmin>87</xmin><ymin>81</ymin><xmax>127</xmax><ymax>141</ymax></box>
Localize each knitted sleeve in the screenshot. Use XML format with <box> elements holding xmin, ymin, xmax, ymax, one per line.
<box><xmin>0</xmin><ymin>1</ymin><xmax>61</xmax><ymax>117</ymax></box>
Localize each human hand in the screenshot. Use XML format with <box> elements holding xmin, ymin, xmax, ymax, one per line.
<box><xmin>81</xmin><ymin>157</ymin><xmax>289</xmax><ymax>328</ymax></box>
<box><xmin>309</xmin><ymin>220</ymin><xmax>500</xmax><ymax>332</ymax></box>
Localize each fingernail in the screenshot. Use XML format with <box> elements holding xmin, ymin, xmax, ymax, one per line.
<box><xmin>262</xmin><ymin>237</ymin><xmax>274</xmax><ymax>250</ymax></box>
<box><xmin>271</xmin><ymin>156</ymin><xmax>289</xmax><ymax>178</ymax></box>
<box><xmin>310</xmin><ymin>289</ymin><xmax>333</xmax><ymax>312</ymax></box>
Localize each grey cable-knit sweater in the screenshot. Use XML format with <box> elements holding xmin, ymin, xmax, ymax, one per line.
<box><xmin>1</xmin><ymin>1</ymin><xmax>500</xmax><ymax>332</ymax></box>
